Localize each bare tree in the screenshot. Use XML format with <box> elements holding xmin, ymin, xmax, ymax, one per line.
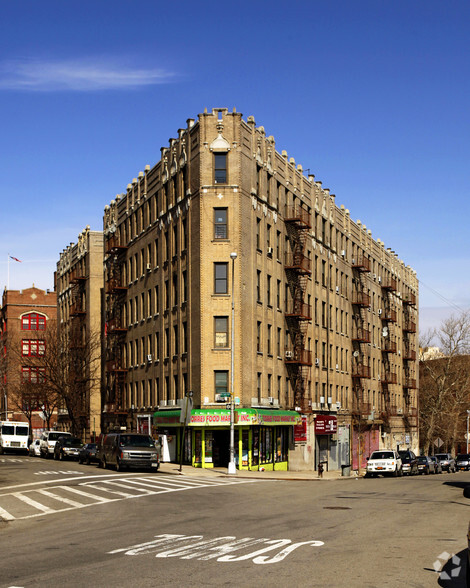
<box><xmin>42</xmin><ymin>321</ymin><xmax>101</xmax><ymax>438</ymax></box>
<box><xmin>419</xmin><ymin>311</ymin><xmax>470</xmax><ymax>454</ymax></box>
<box><xmin>1</xmin><ymin>329</ymin><xmax>58</xmax><ymax>429</ymax></box>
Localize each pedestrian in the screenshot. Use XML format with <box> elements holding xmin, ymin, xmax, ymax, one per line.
<box><xmin>318</xmin><ymin>462</ymin><xmax>324</xmax><ymax>478</ymax></box>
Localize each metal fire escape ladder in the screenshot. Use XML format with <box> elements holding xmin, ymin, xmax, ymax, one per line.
<box><xmin>351</xmin><ymin>254</ymin><xmax>371</xmax><ymax>421</ymax></box>
<box><xmin>104</xmin><ymin>237</ymin><xmax>128</xmax><ymax>415</ymax></box>
<box><xmin>284</xmin><ymin>205</ymin><xmax>312</xmax><ymax>413</ymax></box>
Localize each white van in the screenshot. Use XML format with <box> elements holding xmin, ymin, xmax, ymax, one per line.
<box><xmin>0</xmin><ymin>421</ymin><xmax>30</xmax><ymax>454</ymax></box>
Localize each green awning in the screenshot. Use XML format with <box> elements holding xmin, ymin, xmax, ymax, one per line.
<box><xmin>153</xmin><ymin>407</ymin><xmax>301</xmax><ymax>427</ymax></box>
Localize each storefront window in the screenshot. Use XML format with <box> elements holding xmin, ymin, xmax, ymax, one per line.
<box><xmin>205</xmin><ymin>431</ymin><xmax>213</xmax><ymax>464</ymax></box>
<box><xmin>241</xmin><ymin>429</ymin><xmax>249</xmax><ymax>467</ymax></box>
<box><xmin>183</xmin><ymin>428</ymin><xmax>192</xmax><ymax>463</ymax></box>
<box><xmin>275</xmin><ymin>428</ymin><xmax>288</xmax><ymax>462</ymax></box>
<box><xmin>260</xmin><ymin>427</ymin><xmax>273</xmax><ymax>464</ymax></box>
<box><xmin>252</xmin><ymin>428</ymin><xmax>259</xmax><ymax>466</ymax></box>
<box><xmin>194</xmin><ymin>430</ymin><xmax>202</xmax><ymax>464</ymax></box>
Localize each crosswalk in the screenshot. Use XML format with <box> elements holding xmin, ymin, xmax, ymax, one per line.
<box><xmin>0</xmin><ymin>474</ymin><xmax>260</xmax><ymax>521</ymax></box>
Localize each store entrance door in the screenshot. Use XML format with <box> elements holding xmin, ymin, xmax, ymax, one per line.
<box><xmin>212</xmin><ymin>430</ymin><xmax>230</xmax><ymax>467</ymax></box>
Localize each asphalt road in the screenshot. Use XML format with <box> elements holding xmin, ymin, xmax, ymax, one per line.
<box><xmin>1</xmin><ymin>454</ymin><xmax>469</xmax><ymax>587</ymax></box>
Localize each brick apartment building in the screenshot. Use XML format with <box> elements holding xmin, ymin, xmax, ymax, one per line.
<box><xmin>0</xmin><ymin>286</ymin><xmax>57</xmax><ymax>437</ymax></box>
<box><xmin>56</xmin><ymin>226</ymin><xmax>103</xmax><ymax>441</ymax></box>
<box><xmin>97</xmin><ymin>108</ymin><xmax>419</xmax><ymax>472</ymax></box>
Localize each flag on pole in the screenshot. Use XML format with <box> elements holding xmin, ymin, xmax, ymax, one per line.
<box><xmin>9</xmin><ymin>256</ymin><xmax>22</xmax><ymax>262</ymax></box>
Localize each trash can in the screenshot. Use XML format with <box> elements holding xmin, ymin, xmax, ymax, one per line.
<box><xmin>341</xmin><ymin>464</ymin><xmax>351</xmax><ymax>477</ymax></box>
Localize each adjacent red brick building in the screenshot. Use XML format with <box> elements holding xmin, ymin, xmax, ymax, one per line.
<box><xmin>0</xmin><ymin>286</ymin><xmax>57</xmax><ymax>437</ymax></box>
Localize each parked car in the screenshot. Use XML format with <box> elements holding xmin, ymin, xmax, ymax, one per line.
<box><xmin>99</xmin><ymin>433</ymin><xmax>160</xmax><ymax>472</ymax></box>
<box><xmin>29</xmin><ymin>439</ymin><xmax>41</xmax><ymax>457</ymax></box>
<box><xmin>54</xmin><ymin>436</ymin><xmax>83</xmax><ymax>461</ymax></box>
<box><xmin>398</xmin><ymin>450</ymin><xmax>418</xmax><ymax>475</ymax></box>
<box><xmin>430</xmin><ymin>456</ymin><xmax>443</xmax><ymax>474</ymax></box>
<box><xmin>435</xmin><ymin>453</ymin><xmax>456</xmax><ymax>473</ymax></box>
<box><xmin>456</xmin><ymin>454</ymin><xmax>470</xmax><ymax>471</ymax></box>
<box><xmin>40</xmin><ymin>430</ymin><xmax>72</xmax><ymax>458</ymax></box>
<box><xmin>417</xmin><ymin>455</ymin><xmax>434</xmax><ymax>475</ymax></box>
<box><xmin>365</xmin><ymin>450</ymin><xmax>402</xmax><ymax>477</ymax></box>
<box><xmin>78</xmin><ymin>443</ymin><xmax>98</xmax><ymax>465</ymax></box>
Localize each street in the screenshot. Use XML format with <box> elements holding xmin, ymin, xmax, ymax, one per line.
<box><xmin>1</xmin><ymin>455</ymin><xmax>469</xmax><ymax>587</ymax></box>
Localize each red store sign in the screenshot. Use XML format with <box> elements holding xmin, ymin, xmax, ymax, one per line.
<box><xmin>315</xmin><ymin>415</ymin><xmax>337</xmax><ymax>435</ymax></box>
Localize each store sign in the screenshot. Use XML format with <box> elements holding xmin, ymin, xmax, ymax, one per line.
<box><xmin>314</xmin><ymin>415</ymin><xmax>337</xmax><ymax>435</ymax></box>
<box><xmin>294</xmin><ymin>415</ymin><xmax>307</xmax><ymax>442</ymax></box>
<box><xmin>155</xmin><ymin>409</ymin><xmax>303</xmax><ymax>427</ymax></box>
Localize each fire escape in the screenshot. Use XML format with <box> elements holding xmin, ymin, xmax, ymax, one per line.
<box><xmin>104</xmin><ymin>235</ymin><xmax>128</xmax><ymax>424</ymax></box>
<box><xmin>402</xmin><ymin>291</ymin><xmax>418</xmax><ymax>429</ymax></box>
<box><xmin>284</xmin><ymin>204</ymin><xmax>312</xmax><ymax>413</ymax></box>
<box><xmin>351</xmin><ymin>254</ymin><xmax>371</xmax><ymax>422</ymax></box>
<box><xmin>379</xmin><ymin>279</ymin><xmax>398</xmax><ymax>428</ymax></box>
<box><xmin>68</xmin><ymin>265</ymin><xmax>88</xmax><ymax>432</ymax></box>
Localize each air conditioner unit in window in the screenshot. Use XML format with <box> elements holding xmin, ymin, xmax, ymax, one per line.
<box><xmin>320</xmin><ymin>396</ymin><xmax>325</xmax><ymax>404</ymax></box>
<box><xmin>146</xmin><ymin>263</ymin><xmax>151</xmax><ymax>271</ymax></box>
<box><xmin>327</xmin><ymin>397</ymin><xmax>332</xmax><ymax>405</ymax></box>
<box><xmin>268</xmin><ymin>396</ymin><xmax>274</xmax><ymax>404</ymax></box>
<box><xmin>315</xmin><ymin>358</ymin><xmax>320</xmax><ymax>366</ymax></box>
<box><xmin>147</xmin><ymin>354</ymin><xmax>153</xmax><ymax>362</ymax></box>
<box><xmin>341</xmin><ymin>250</ymin><xmax>346</xmax><ymax>257</ymax></box>
<box><xmin>285</xmin><ymin>350</ymin><xmax>293</xmax><ymax>359</ymax></box>
<box><xmin>378</xmin><ymin>276</ymin><xmax>382</xmax><ymax>283</ymax></box>
<box><xmin>267</xmin><ymin>247</ymin><xmax>274</xmax><ymax>256</ymax></box>
<box><xmin>336</xmin><ymin>286</ymin><xmax>339</xmax><ymax>293</ymax></box>
<box><xmin>378</xmin><ymin>309</ymin><xmax>383</xmax><ymax>315</ymax></box>
<box><xmin>397</xmin><ymin>408</ymin><xmax>403</xmax><ymax>414</ymax></box>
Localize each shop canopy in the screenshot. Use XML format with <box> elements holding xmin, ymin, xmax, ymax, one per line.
<box><xmin>153</xmin><ymin>407</ymin><xmax>302</xmax><ymax>427</ymax></box>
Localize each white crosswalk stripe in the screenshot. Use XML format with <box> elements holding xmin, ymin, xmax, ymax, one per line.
<box><xmin>0</xmin><ymin>475</ymin><xmax>260</xmax><ymax>521</ymax></box>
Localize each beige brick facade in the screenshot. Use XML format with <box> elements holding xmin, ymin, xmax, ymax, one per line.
<box><xmin>101</xmin><ymin>108</ymin><xmax>418</xmax><ymax>471</ymax></box>
<box><xmin>56</xmin><ymin>227</ymin><xmax>103</xmax><ymax>441</ymax></box>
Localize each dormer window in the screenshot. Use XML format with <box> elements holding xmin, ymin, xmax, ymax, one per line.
<box><xmin>214</xmin><ymin>153</ymin><xmax>227</xmax><ymax>184</ymax></box>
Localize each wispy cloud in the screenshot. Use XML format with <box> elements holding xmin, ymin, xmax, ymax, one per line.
<box><xmin>0</xmin><ymin>57</ymin><xmax>176</xmax><ymax>91</ymax></box>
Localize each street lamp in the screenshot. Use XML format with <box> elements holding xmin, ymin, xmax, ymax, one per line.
<box><xmin>228</xmin><ymin>252</ymin><xmax>237</xmax><ymax>475</ymax></box>
<box><xmin>466</xmin><ymin>410</ymin><xmax>470</xmax><ymax>453</ymax></box>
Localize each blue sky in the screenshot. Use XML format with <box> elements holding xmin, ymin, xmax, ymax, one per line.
<box><xmin>1</xmin><ymin>0</ymin><xmax>469</xmax><ymax>334</ymax></box>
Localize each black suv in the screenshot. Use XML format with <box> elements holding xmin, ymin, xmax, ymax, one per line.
<box><xmin>54</xmin><ymin>436</ymin><xmax>83</xmax><ymax>461</ymax></box>
<box><xmin>398</xmin><ymin>450</ymin><xmax>418</xmax><ymax>475</ymax></box>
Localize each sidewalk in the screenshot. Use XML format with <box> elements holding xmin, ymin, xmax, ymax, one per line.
<box><xmin>158</xmin><ymin>462</ymin><xmax>361</xmax><ymax>481</ymax></box>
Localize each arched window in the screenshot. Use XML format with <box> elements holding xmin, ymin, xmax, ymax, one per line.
<box><xmin>21</xmin><ymin>312</ymin><xmax>46</xmax><ymax>331</ymax></box>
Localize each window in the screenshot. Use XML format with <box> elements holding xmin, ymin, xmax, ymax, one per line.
<box><xmin>257</xmin><ymin>321</ymin><xmax>262</xmax><ymax>353</ymax></box>
<box><xmin>21</xmin><ymin>366</ymin><xmax>46</xmax><ymax>384</ymax></box>
<box><xmin>214</xmin><ymin>208</ymin><xmax>227</xmax><ymax>239</ymax></box>
<box><xmin>214</xmin><ymin>317</ymin><xmax>229</xmax><ymax>348</ymax></box>
<box><xmin>214</xmin><ymin>262</ymin><xmax>228</xmax><ymax>294</ymax></box>
<box><xmin>21</xmin><ymin>313</ymin><xmax>46</xmax><ymax>331</ymax></box>
<box><xmin>256</xmin><ymin>218</ymin><xmax>261</xmax><ymax>250</ymax></box>
<box><xmin>22</xmin><ymin>339</ymin><xmax>45</xmax><ymax>356</ymax></box>
<box><xmin>214</xmin><ymin>153</ymin><xmax>227</xmax><ymax>184</ymax></box>
<box><xmin>215</xmin><ymin>371</ymin><xmax>229</xmax><ymax>398</ymax></box>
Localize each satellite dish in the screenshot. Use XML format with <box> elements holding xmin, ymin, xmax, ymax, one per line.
<box><xmin>353</xmin><ymin>351</ymin><xmax>359</xmax><ymax>357</ymax></box>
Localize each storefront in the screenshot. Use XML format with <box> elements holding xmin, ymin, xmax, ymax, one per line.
<box><xmin>153</xmin><ymin>408</ymin><xmax>301</xmax><ymax>471</ymax></box>
<box><xmin>314</xmin><ymin>414</ymin><xmax>338</xmax><ymax>472</ymax></box>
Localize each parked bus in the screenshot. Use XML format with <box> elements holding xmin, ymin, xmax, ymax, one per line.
<box><xmin>0</xmin><ymin>421</ymin><xmax>30</xmax><ymax>455</ymax></box>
